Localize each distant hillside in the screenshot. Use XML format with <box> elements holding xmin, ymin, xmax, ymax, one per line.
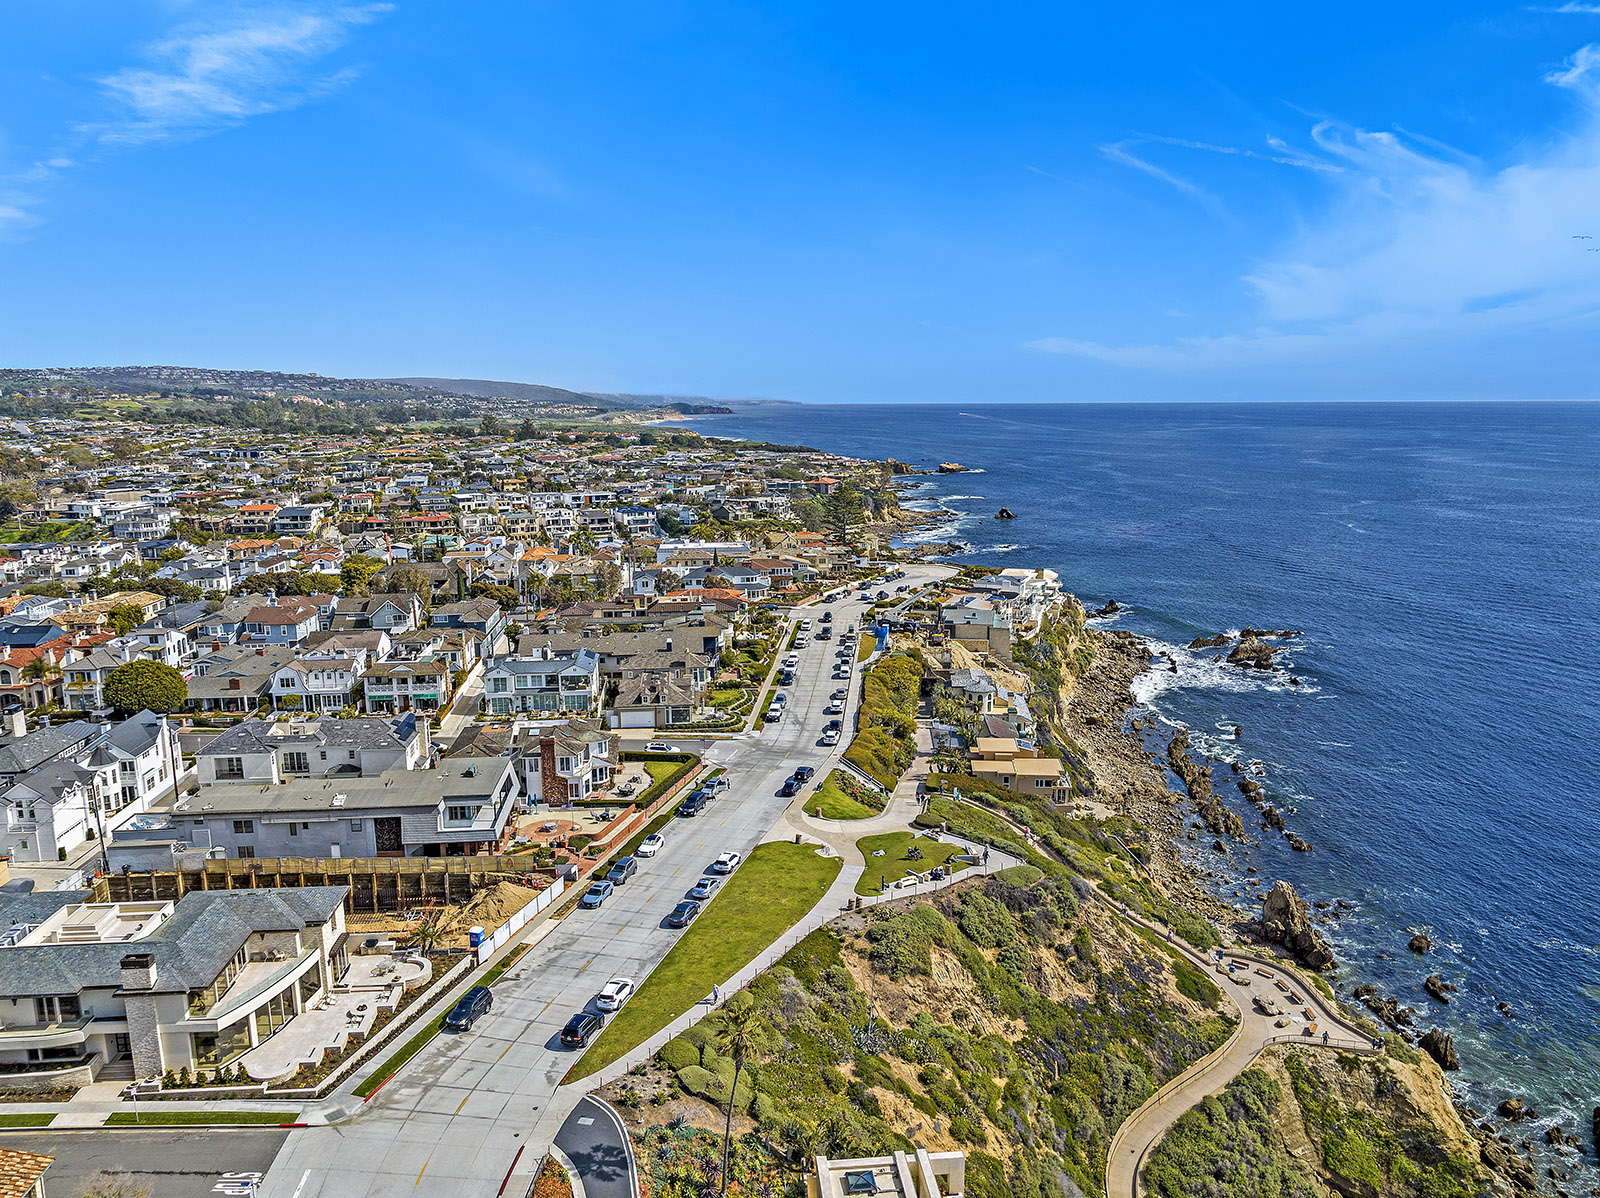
<box><xmin>382</xmin><ymin>376</ymin><xmax>616</xmax><ymax>407</ymax></box>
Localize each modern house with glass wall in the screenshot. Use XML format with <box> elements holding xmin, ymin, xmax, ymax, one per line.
<box><xmin>0</xmin><ymin>886</ymin><xmax>347</xmax><ymax>1087</ymax></box>
<box><xmin>482</xmin><ymin>647</ymin><xmax>601</xmax><ymax>717</ymax></box>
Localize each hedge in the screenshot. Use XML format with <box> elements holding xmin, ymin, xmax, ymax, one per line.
<box><xmin>843</xmin><ymin>652</ymin><xmax>923</xmax><ymax>788</ymax></box>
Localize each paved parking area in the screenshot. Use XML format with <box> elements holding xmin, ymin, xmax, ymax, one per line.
<box><xmin>1</xmin><ymin>1128</ymin><xmax>290</xmax><ymax>1198</ymax></box>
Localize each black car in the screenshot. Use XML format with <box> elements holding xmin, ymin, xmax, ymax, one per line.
<box><xmin>560</xmin><ymin>1010</ymin><xmax>603</xmax><ymax>1048</ymax></box>
<box><xmin>826</xmin><ymin>719</ymin><xmax>843</xmax><ymax>732</ymax></box>
<box><xmin>778</xmin><ymin>670</ymin><xmax>795</xmax><ymax>685</ymax></box>
<box><xmin>606</xmin><ymin>856</ymin><xmax>638</xmax><ymax>884</ymax></box>
<box><xmin>443</xmin><ymin>985</ymin><xmax>493</xmax><ymax>1032</ymax></box>
<box><xmin>679</xmin><ymin>794</ymin><xmax>706</xmax><ymax>817</ymax></box>
<box><xmin>779</xmin><ymin>777</ymin><xmax>799</xmax><ymax>797</ymax></box>
<box><xmin>821</xmin><ymin>610</ymin><xmax>833</xmax><ymax>622</ymax></box>
<box><xmin>792</xmin><ymin>765</ymin><xmax>816</xmax><ymax>782</ymax></box>
<box><xmin>666</xmin><ymin>900</ymin><xmax>702</xmax><ymax>927</ymax></box>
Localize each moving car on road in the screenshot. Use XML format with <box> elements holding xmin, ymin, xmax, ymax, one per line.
<box><xmin>560</xmin><ymin>1011</ymin><xmax>603</xmax><ymax>1048</ymax></box>
<box><xmin>792</xmin><ymin>765</ymin><xmax>815</xmax><ymax>782</ymax></box>
<box><xmin>688</xmin><ymin>876</ymin><xmax>721</xmax><ymax>900</ymax></box>
<box><xmin>644</xmin><ymin>740</ymin><xmax>674</xmax><ymax>753</ymax></box>
<box><xmin>596</xmin><ymin>977</ymin><xmax>635</xmax><ymax>1012</ymax></box>
<box><xmin>636</xmin><ymin>833</ymin><xmax>665</xmax><ymax>858</ymax></box>
<box><xmin>580</xmin><ymin>880</ymin><xmax>615</xmax><ymax>909</ymax></box>
<box><xmin>779</xmin><ymin>777</ymin><xmax>800</xmax><ymax>797</ymax></box>
<box><xmin>443</xmin><ymin>985</ymin><xmax>493</xmax><ymax>1032</ymax></box>
<box><xmin>711</xmin><ymin>850</ymin><xmax>743</xmax><ymax>874</ymax></box>
<box><xmin>666</xmin><ymin>899</ymin><xmax>702</xmax><ymax>927</ymax></box>
<box><xmin>606</xmin><ymin>856</ymin><xmax>638</xmax><ymax>884</ymax></box>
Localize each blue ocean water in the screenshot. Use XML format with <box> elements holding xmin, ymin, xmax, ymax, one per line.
<box><xmin>671</xmin><ymin>401</ymin><xmax>1600</xmax><ymax>1151</ymax></box>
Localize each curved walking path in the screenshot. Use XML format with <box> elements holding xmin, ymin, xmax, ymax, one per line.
<box><xmin>1103</xmin><ymin>900</ymin><xmax>1377</xmax><ymax>1198</ymax></box>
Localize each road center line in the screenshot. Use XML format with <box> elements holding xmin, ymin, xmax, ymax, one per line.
<box><xmin>415</xmin><ymin>1162</ymin><xmax>428</xmax><ymax>1186</ymax></box>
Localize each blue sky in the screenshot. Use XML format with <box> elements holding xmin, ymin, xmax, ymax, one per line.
<box><xmin>2</xmin><ymin>2</ymin><xmax>1599</xmax><ymax>403</ymax></box>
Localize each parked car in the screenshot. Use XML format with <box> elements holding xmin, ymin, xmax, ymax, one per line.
<box><xmin>560</xmin><ymin>1011</ymin><xmax>603</xmax><ymax>1048</ymax></box>
<box><xmin>765</xmin><ymin>707</ymin><xmax>783</xmax><ymax>724</ymax></box>
<box><xmin>606</xmin><ymin>856</ymin><xmax>638</xmax><ymax>885</ymax></box>
<box><xmin>783</xmin><ymin>654</ymin><xmax>800</xmax><ymax>669</ymax></box>
<box><xmin>793</xmin><ymin>766</ymin><xmax>815</xmax><ymax>782</ymax></box>
<box><xmin>636</xmin><ymin>833</ymin><xmax>665</xmax><ymax>858</ymax></box>
<box><xmin>778</xmin><ymin>670</ymin><xmax>795</xmax><ymax>685</ymax></box>
<box><xmin>821</xmin><ymin>729</ymin><xmax>841</xmax><ymax>746</ymax></box>
<box><xmin>443</xmin><ymin>985</ymin><xmax>493</xmax><ymax>1032</ymax></box>
<box><xmin>580</xmin><ymin>881</ymin><xmax>615</xmax><ymax>909</ymax></box>
<box><xmin>666</xmin><ymin>900</ymin><xmax>702</xmax><ymax>927</ymax></box>
<box><xmin>679</xmin><ymin>794</ymin><xmax>707</xmax><ymax>817</ymax></box>
<box><xmin>596</xmin><ymin>977</ymin><xmax>635</xmax><ymax>1012</ymax></box>
<box><xmin>711</xmin><ymin>851</ymin><xmax>743</xmax><ymax>874</ymax></box>
<box><xmin>644</xmin><ymin>740</ymin><xmax>674</xmax><ymax>753</ymax></box>
<box><xmin>708</xmin><ymin>776</ymin><xmax>731</xmax><ymax>792</ymax></box>
<box><xmin>779</xmin><ymin>777</ymin><xmax>799</xmax><ymax>797</ymax></box>
<box><xmin>774</xmin><ymin>692</ymin><xmax>787</xmax><ymax>706</ymax></box>
<box><xmin>823</xmin><ymin>702</ymin><xmax>843</xmax><ymax>715</ymax></box>
<box><xmin>831</xmin><ymin>689</ymin><xmax>848</xmax><ymax>702</ymax></box>
<box><xmin>688</xmin><ymin>876</ymin><xmax>721</xmax><ymax>900</ymax></box>
<box><xmin>826</xmin><ymin>719</ymin><xmax>843</xmax><ymax>732</ymax></box>
<box><xmin>817</xmin><ymin>628</ymin><xmax>833</xmax><ymax>640</ymax></box>
<box><xmin>795</xmin><ymin>636</ymin><xmax>809</xmax><ymax>648</ymax></box>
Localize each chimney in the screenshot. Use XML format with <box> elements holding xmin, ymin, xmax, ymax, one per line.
<box><xmin>121</xmin><ymin>951</ymin><xmax>158</xmax><ymax>991</ymax></box>
<box><xmin>3</xmin><ymin>710</ymin><xmax>24</xmax><ymax>739</ymax></box>
<box><xmin>229</xmin><ymin>678</ymin><xmax>241</xmax><ymax>690</ymax></box>
<box><xmin>256</xmin><ymin>647</ymin><xmax>266</xmax><ymax>656</ymax></box>
<box><xmin>665</xmin><ymin>638</ymin><xmax>672</xmax><ymax>651</ymax></box>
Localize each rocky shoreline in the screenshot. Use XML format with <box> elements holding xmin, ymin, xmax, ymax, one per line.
<box><xmin>1048</xmin><ymin>615</ymin><xmax>1595</xmax><ymax>1196</ymax></box>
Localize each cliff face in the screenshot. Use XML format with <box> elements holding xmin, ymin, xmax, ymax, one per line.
<box><xmin>1254</xmin><ymin>1044</ymin><xmax>1514</xmax><ymax>1198</ymax></box>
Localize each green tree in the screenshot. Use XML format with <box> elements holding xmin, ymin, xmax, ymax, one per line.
<box><xmin>340</xmin><ymin>553</ymin><xmax>386</xmax><ymax>595</ymax></box>
<box><xmin>468</xmin><ymin>581</ymin><xmax>519</xmax><ymax>610</ymax></box>
<box><xmin>713</xmin><ymin>995</ymin><xmax>776</xmax><ymax>1196</ymax></box>
<box><xmin>479</xmin><ymin>413</ymin><xmax>506</xmax><ymax>438</ymax></box>
<box><xmin>104</xmin><ymin>604</ymin><xmax>145</xmax><ymax>637</ymax></box>
<box><xmin>104</xmin><ymin>660</ymin><xmax>187</xmax><ymax>715</ymax></box>
<box><xmin>824</xmin><ymin>483</ymin><xmax>865</xmax><ymax>544</ymax></box>
<box><xmin>594</xmin><ymin>561</ymin><xmax>623</xmax><ymax>599</ymax></box>
<box><xmin>386</xmin><ymin>565</ymin><xmax>435</xmax><ymax>601</ymax></box>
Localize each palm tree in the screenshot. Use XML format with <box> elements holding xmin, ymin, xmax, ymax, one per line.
<box><xmin>713</xmin><ymin>995</ymin><xmax>773</xmax><ymax>1196</ymax></box>
<box><xmin>20</xmin><ymin>655</ymin><xmax>60</xmax><ymax>707</ymax></box>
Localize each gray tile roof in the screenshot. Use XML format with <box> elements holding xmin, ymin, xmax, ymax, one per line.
<box><xmin>0</xmin><ymin>886</ymin><xmax>346</xmax><ymax>998</ymax></box>
<box><xmin>0</xmin><ymin>722</ymin><xmax>103</xmax><ymax>778</ymax></box>
<box><xmin>198</xmin><ymin>713</ymin><xmax>421</xmax><ymax>758</ymax></box>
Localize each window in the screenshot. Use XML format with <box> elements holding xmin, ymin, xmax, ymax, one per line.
<box><xmin>237</xmin><ymin>846</ymin><xmax>255</xmax><ymax>858</ymax></box>
<box><xmin>446</xmin><ymin>805</ymin><xmax>474</xmax><ymax>822</ymax></box>
<box><xmin>283</xmin><ymin>751</ymin><xmax>310</xmax><ymax>774</ymax></box>
<box><xmin>215</xmin><ymin>756</ymin><xmax>244</xmax><ymax>780</ymax></box>
<box><xmin>233</xmin><ymin>819</ymin><xmax>255</xmax><ymax>835</ymax></box>
<box><xmin>490</xmin><ymin>677</ymin><xmax>507</xmax><ymax>694</ymax></box>
<box><xmin>288</xmin><ymin>823</ymin><xmax>296</xmax><ymax>836</ymax></box>
<box><xmin>350</xmin><ymin>819</ymin><xmax>362</xmax><ymax>831</ymax></box>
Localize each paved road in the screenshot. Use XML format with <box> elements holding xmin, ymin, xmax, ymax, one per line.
<box><xmin>256</xmin><ymin>564</ymin><xmax>954</xmax><ymax>1198</ymax></box>
<box><xmin>0</xmin><ymin>1127</ymin><xmax>289</xmax><ymax>1197</ymax></box>
<box><xmin>554</xmin><ymin>1097</ymin><xmax>634</xmax><ymax>1198</ymax></box>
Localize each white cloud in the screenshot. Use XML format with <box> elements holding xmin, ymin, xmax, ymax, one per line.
<box><xmin>89</xmin><ymin>2</ymin><xmax>393</xmax><ymax>144</ymax></box>
<box><xmin>1032</xmin><ymin>44</ymin><xmax>1600</xmax><ymax>384</ymax></box>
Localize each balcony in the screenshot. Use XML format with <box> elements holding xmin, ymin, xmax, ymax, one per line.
<box><xmin>0</xmin><ymin>1008</ymin><xmax>95</xmax><ymax>1050</ymax></box>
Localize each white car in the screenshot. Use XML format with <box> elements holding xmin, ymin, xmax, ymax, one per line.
<box><xmin>783</xmin><ymin>654</ymin><xmax>800</xmax><ymax>669</ymax></box>
<box><xmin>711</xmin><ymin>851</ymin><xmax>742</xmax><ymax>874</ymax></box>
<box><xmin>795</xmin><ymin>637</ymin><xmax>810</xmax><ymax>648</ymax></box>
<box><xmin>821</xmin><ymin>729</ymin><xmax>841</xmax><ymax>746</ymax></box>
<box><xmin>644</xmin><ymin>740</ymin><xmax>674</xmax><ymax>753</ymax></box>
<box><xmin>596</xmin><ymin>977</ymin><xmax>635</xmax><ymax>1012</ymax></box>
<box><xmin>636</xmin><ymin>833</ymin><xmax>665</xmax><ymax>858</ymax></box>
<box><xmin>823</xmin><ymin>702</ymin><xmax>843</xmax><ymax>715</ymax></box>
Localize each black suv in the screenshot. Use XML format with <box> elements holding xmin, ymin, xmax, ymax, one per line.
<box><xmin>443</xmin><ymin>985</ymin><xmax>493</xmax><ymax>1032</ymax></box>
<box><xmin>560</xmin><ymin>1011</ymin><xmax>603</xmax><ymax>1048</ymax></box>
<box><xmin>679</xmin><ymin>793</ymin><xmax>707</xmax><ymax>817</ymax></box>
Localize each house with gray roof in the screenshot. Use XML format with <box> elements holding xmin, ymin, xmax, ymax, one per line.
<box><xmin>0</xmin><ymin>886</ymin><xmax>348</xmax><ymax>1085</ymax></box>
<box><xmin>194</xmin><ymin>713</ymin><xmax>429</xmax><ymax>787</ymax></box>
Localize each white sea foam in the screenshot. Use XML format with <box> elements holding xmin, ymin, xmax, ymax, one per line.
<box><xmin>1130</xmin><ymin>637</ymin><xmax>1318</xmax><ymax>706</ymax></box>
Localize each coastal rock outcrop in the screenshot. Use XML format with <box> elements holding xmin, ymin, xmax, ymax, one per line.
<box><xmin>1167</xmin><ymin>731</ymin><xmax>1244</xmax><ymax>838</ymax></box>
<box><xmin>1498</xmin><ymin>1099</ymin><xmax>1527</xmax><ymax>1121</ymax></box>
<box><xmin>995</xmin><ymin>507</ymin><xmax>1018</xmax><ymax>520</ymax></box>
<box><xmin>1258</xmin><ymin>880</ymin><xmax>1336</xmax><ymax>971</ymax></box>
<box><xmin>1188</xmin><ymin>633</ymin><xmax>1231</xmax><ymax>649</ymax></box>
<box><xmin>936</xmin><ymin>461</ymin><xmax>970</xmax><ymax>473</ymax></box>
<box><xmin>1227</xmin><ymin>636</ymin><xmax>1280</xmax><ymax>670</ymax></box>
<box><xmin>884</xmin><ymin>457</ymin><xmax>916</xmax><ymax>475</ymax></box>
<box><xmin>1422</xmin><ymin>1027</ymin><xmax>1460</xmax><ymax>1070</ymax></box>
<box><xmin>1424</xmin><ymin>974</ymin><xmax>1458</xmax><ymax>1004</ymax></box>
<box><xmin>1409</xmin><ymin>933</ymin><xmax>1433</xmax><ymax>954</ymax></box>
<box><xmin>1093</xmin><ymin>599</ymin><xmax>1121</xmax><ymax>616</ymax></box>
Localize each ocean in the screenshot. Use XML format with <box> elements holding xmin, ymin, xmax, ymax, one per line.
<box><xmin>667</xmin><ymin>401</ymin><xmax>1600</xmax><ymax>1157</ymax></box>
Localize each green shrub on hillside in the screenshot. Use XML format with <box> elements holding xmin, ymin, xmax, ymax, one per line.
<box><xmin>843</xmin><ymin>652</ymin><xmax>923</xmax><ymax>787</ymax></box>
<box><xmin>1144</xmin><ymin>1069</ymin><xmax>1318</xmax><ymax>1198</ymax></box>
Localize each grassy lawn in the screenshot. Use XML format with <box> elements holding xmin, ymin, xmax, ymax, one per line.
<box><xmin>105</xmin><ymin>1111</ymin><xmax>291</xmax><ymax>1126</ymax></box>
<box><xmin>854</xmin><ymin>830</ymin><xmax>973</xmax><ymax>896</ymax></box>
<box><xmin>568</xmin><ymin>840</ymin><xmax>841</xmax><ymax>1080</ymax></box>
<box><xmin>642</xmin><ymin>761</ymin><xmax>679</xmax><ymax>787</ymax></box>
<box><xmin>709</xmin><ymin>687</ymin><xmax>746</xmax><ymax>707</ymax></box>
<box><xmin>803</xmin><ymin>770</ymin><xmax>877</xmax><ymax>820</ymax></box>
<box><xmin>857</xmin><ymin>635</ymin><xmax>876</xmax><ymax>661</ymax></box>
<box><xmin>353</xmin><ymin>1012</ymin><xmax>447</xmax><ymax>1098</ymax></box>
<box><xmin>0</xmin><ymin>1114</ymin><xmax>55</xmax><ymax>1127</ymax></box>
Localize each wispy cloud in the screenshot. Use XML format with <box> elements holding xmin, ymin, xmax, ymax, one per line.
<box><xmin>1100</xmin><ymin>139</ymin><xmax>1218</xmax><ymax>208</ymax></box>
<box><xmin>89</xmin><ymin>2</ymin><xmax>393</xmax><ymax>145</ymax></box>
<box><xmin>1</xmin><ymin>2</ymin><xmax>391</xmax><ymax>235</ymax></box>
<box><xmin>1031</xmin><ymin>42</ymin><xmax>1600</xmax><ymax>387</ymax></box>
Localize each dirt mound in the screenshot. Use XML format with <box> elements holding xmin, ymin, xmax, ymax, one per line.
<box><xmin>432</xmin><ymin>881</ymin><xmax>544</xmax><ymax>945</ymax></box>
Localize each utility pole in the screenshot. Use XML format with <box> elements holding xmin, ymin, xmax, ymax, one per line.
<box><xmin>91</xmin><ymin>790</ymin><xmax>111</xmax><ymax>881</ymax></box>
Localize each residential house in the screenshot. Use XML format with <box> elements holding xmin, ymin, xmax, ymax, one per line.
<box><xmin>0</xmin><ymin>886</ymin><xmax>348</xmax><ymax>1084</ymax></box>
<box><xmin>522</xmin><ymin>717</ymin><xmax>618</xmax><ymax>804</ymax></box>
<box><xmin>481</xmin><ymin>648</ymin><xmax>602</xmax><ymax>717</ymax></box>
<box><xmin>194</xmin><ymin>713</ymin><xmax>429</xmax><ymax>787</ymax></box>
<box><xmin>270</xmin><ymin>650</ymin><xmax>368</xmax><ymax>712</ymax></box>
<box><xmin>968</xmin><ymin>737</ymin><xmax>1073</xmax><ymax>804</ymax></box>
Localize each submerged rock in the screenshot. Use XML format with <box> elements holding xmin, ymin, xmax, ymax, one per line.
<box><xmin>1424</xmin><ymin>974</ymin><xmax>1457</xmax><ymax>1004</ymax></box>
<box><xmin>1500</xmin><ymin>1099</ymin><xmax>1527</xmax><ymax>1121</ymax></box>
<box><xmin>1227</xmin><ymin>636</ymin><xmax>1280</xmax><ymax>669</ymax></box>
<box><xmin>1409</xmin><ymin>933</ymin><xmax>1433</xmax><ymax>954</ymax></box>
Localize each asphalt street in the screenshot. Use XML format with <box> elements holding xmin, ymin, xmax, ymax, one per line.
<box><xmin>254</xmin><ymin>565</ymin><xmax>951</xmax><ymax>1198</ymax></box>
<box><xmin>1</xmin><ymin>1127</ymin><xmax>290</xmax><ymax>1197</ymax></box>
<box><xmin>553</xmin><ymin>1097</ymin><xmax>633</xmax><ymax>1198</ymax></box>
